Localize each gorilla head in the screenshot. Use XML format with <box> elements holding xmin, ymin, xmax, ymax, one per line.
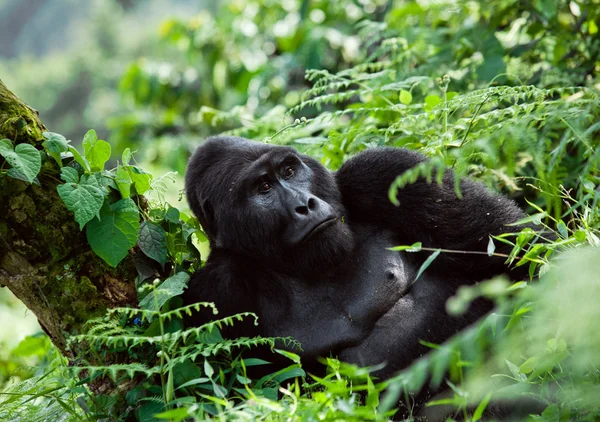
<box><xmin>185</xmin><ymin>136</ymin><xmax>354</xmax><ymax>275</ymax></box>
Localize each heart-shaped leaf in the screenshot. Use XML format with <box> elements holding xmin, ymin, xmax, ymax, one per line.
<box><xmin>57</xmin><ymin>169</ymin><xmax>106</xmax><ymax>230</ymax></box>
<box><xmin>86</xmin><ymin>198</ymin><xmax>140</xmax><ymax>267</ymax></box>
<box><xmin>42</xmin><ymin>132</ymin><xmax>69</xmax><ymax>166</ymax></box>
<box><xmin>0</xmin><ymin>139</ymin><xmax>42</xmax><ymax>184</ymax></box>
<box><xmin>82</xmin><ymin>129</ymin><xmax>111</xmax><ymax>171</ymax></box>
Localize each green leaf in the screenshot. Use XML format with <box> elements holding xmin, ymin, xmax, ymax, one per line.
<box><xmin>389</xmin><ymin>242</ymin><xmax>422</xmax><ymax>252</ymax></box>
<box><xmin>59</xmin><ymin>167</ymin><xmax>79</xmax><ymax>184</ymax></box>
<box><xmin>519</xmin><ymin>356</ymin><xmax>538</xmax><ymax>374</ymax></box>
<box><xmin>138</xmin><ymin>221</ymin><xmax>167</xmax><ymax>266</ymax></box>
<box><xmin>557</xmin><ymin>220</ymin><xmax>568</xmax><ymax>238</ymax></box>
<box><xmin>57</xmin><ymin>170</ymin><xmax>106</xmax><ymax>230</ymax></box>
<box><xmin>472</xmin><ymin>392</ymin><xmax>492</xmax><ymax>422</ymax></box>
<box><xmin>204</xmin><ymin>359</ymin><xmax>214</xmax><ymax>378</ymax></box>
<box><xmin>122</xmin><ymin>148</ymin><xmax>132</xmax><ymax>165</ymax></box>
<box><xmin>68</xmin><ymin>146</ymin><xmax>90</xmax><ymax>173</ymax></box>
<box><xmin>414</xmin><ymin>249</ymin><xmax>441</xmax><ymax>282</ymax></box>
<box><xmin>165</xmin><ymin>206</ymin><xmax>180</xmax><ymax>223</ymax></box>
<box><xmin>86</xmin><ymin>198</ymin><xmax>140</xmax><ymax>267</ymax></box>
<box><xmin>129</xmin><ymin>166</ymin><xmax>152</xmax><ymax>195</ymax></box>
<box><xmin>399</xmin><ymin>89</ymin><xmax>412</xmax><ymax>105</ymax></box>
<box><xmin>506</xmin><ymin>212</ymin><xmax>546</xmax><ymax>226</ymax></box>
<box><xmin>42</xmin><ymin>132</ymin><xmax>69</xmax><ymax>166</ymax></box>
<box><xmin>0</xmin><ymin>139</ymin><xmax>41</xmax><ymax>184</ymax></box>
<box><xmin>534</xmin><ymin>0</ymin><xmax>557</xmax><ymax>19</ymax></box>
<box><xmin>7</xmin><ymin>168</ymin><xmax>40</xmax><ymax>186</ymax></box>
<box><xmin>82</xmin><ymin>129</ymin><xmax>111</xmax><ymax>171</ymax></box>
<box><xmin>115</xmin><ymin>165</ymin><xmax>132</xmax><ymax>199</ymax></box>
<box><xmin>138</xmin><ymin>272</ymin><xmax>189</xmax><ymax>311</ymax></box>
<box><xmin>424</xmin><ymin>95</ymin><xmax>442</xmax><ymax>111</ymax></box>
<box><xmin>153</xmin><ymin>408</ymin><xmax>189</xmax><ymax>421</ymax></box>
<box><xmin>487</xmin><ymin>237</ymin><xmax>496</xmax><ymax>256</ymax></box>
<box><xmin>11</xmin><ymin>335</ymin><xmax>49</xmax><ymax>357</ymax></box>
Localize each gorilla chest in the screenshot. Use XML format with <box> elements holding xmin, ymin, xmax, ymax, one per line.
<box><xmin>259</xmin><ymin>232</ymin><xmax>413</xmax><ymax>357</ymax></box>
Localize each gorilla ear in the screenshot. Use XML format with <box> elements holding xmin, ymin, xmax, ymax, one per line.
<box><xmin>200</xmin><ymin>199</ymin><xmax>223</xmax><ymax>248</ymax></box>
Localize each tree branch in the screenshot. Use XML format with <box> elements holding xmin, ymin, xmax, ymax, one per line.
<box><xmin>0</xmin><ymin>79</ymin><xmax>138</xmax><ymax>357</ymax></box>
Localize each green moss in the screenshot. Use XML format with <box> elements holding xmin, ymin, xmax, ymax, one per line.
<box><xmin>38</xmin><ymin>251</ymin><xmax>137</xmax><ymax>334</ymax></box>
<box><xmin>0</xmin><ymin>80</ymin><xmax>47</xmax><ymax>143</ymax></box>
<box><xmin>41</xmin><ymin>259</ymin><xmax>103</xmax><ymax>332</ymax></box>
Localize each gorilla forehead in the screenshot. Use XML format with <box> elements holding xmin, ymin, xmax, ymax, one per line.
<box><xmin>186</xmin><ymin>136</ymin><xmax>298</xmax><ymax>202</ymax></box>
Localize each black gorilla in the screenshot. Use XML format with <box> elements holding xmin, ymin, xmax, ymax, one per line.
<box><xmin>183</xmin><ymin>136</ymin><xmax>528</xmax><ymax>380</ymax></box>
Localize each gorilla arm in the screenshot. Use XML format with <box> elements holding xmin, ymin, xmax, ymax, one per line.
<box><xmin>335</xmin><ymin>148</ymin><xmax>530</xmax><ymax>281</ymax></box>
<box><xmin>183</xmin><ymin>250</ymin><xmax>262</xmax><ymax>339</ymax></box>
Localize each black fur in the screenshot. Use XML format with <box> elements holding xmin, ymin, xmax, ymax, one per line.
<box><xmin>184</xmin><ymin>136</ymin><xmax>529</xmax><ymax>384</ymax></box>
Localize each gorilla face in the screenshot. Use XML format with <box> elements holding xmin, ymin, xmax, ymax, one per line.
<box><xmin>185</xmin><ymin>136</ymin><xmax>354</xmax><ymax>273</ymax></box>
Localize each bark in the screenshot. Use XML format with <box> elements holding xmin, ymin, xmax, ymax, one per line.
<box><xmin>0</xmin><ymin>79</ymin><xmax>137</xmax><ymax>357</ymax></box>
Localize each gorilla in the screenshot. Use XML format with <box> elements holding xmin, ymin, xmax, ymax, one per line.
<box><xmin>183</xmin><ymin>135</ymin><xmax>529</xmax><ymax>382</ymax></box>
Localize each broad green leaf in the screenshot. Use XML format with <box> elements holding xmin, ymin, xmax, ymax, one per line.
<box><xmin>42</xmin><ymin>132</ymin><xmax>69</xmax><ymax>166</ymax></box>
<box><xmin>424</xmin><ymin>95</ymin><xmax>442</xmax><ymax>111</ymax></box>
<box><xmin>399</xmin><ymin>89</ymin><xmax>412</xmax><ymax>105</ymax></box>
<box><xmin>68</xmin><ymin>146</ymin><xmax>90</xmax><ymax>173</ymax></box>
<box><xmin>59</xmin><ymin>167</ymin><xmax>79</xmax><ymax>184</ymax></box>
<box><xmin>129</xmin><ymin>166</ymin><xmax>152</xmax><ymax>195</ymax></box>
<box><xmin>0</xmin><ymin>139</ymin><xmax>42</xmax><ymax>184</ymax></box>
<box><xmin>138</xmin><ymin>221</ymin><xmax>167</xmax><ymax>266</ymax></box>
<box><xmin>165</xmin><ymin>206</ymin><xmax>180</xmax><ymax>223</ymax></box>
<box><xmin>115</xmin><ymin>165</ymin><xmax>132</xmax><ymax>199</ymax></box>
<box><xmin>7</xmin><ymin>168</ymin><xmax>40</xmax><ymax>186</ymax></box>
<box><xmin>138</xmin><ymin>272</ymin><xmax>189</xmax><ymax>311</ymax></box>
<box><xmin>82</xmin><ymin>129</ymin><xmax>111</xmax><ymax>171</ymax></box>
<box><xmin>86</xmin><ymin>198</ymin><xmax>140</xmax><ymax>267</ymax></box>
<box><xmin>11</xmin><ymin>335</ymin><xmax>49</xmax><ymax>357</ymax></box>
<box><xmin>57</xmin><ymin>170</ymin><xmax>106</xmax><ymax>230</ymax></box>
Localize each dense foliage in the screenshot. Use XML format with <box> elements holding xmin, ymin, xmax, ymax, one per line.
<box><xmin>1</xmin><ymin>0</ymin><xmax>599</xmax><ymax>420</ymax></box>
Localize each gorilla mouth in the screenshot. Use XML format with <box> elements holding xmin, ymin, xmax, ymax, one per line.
<box><xmin>299</xmin><ymin>216</ymin><xmax>337</xmax><ymax>244</ymax></box>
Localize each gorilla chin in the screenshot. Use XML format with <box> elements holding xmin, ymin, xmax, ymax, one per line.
<box><xmin>183</xmin><ymin>135</ymin><xmax>536</xmax><ymax>416</ymax></box>
<box><xmin>287</xmin><ymin>217</ymin><xmax>355</xmax><ymax>277</ymax></box>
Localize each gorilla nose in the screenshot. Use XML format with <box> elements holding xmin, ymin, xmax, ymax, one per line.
<box><xmin>294</xmin><ymin>197</ymin><xmax>317</xmax><ymax>216</ymax></box>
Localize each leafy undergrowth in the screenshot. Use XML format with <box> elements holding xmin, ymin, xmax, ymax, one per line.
<box><xmin>1</xmin><ymin>1</ymin><xmax>600</xmax><ymax>421</ymax></box>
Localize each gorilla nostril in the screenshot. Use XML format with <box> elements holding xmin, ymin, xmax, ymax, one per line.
<box><xmin>295</xmin><ymin>205</ymin><xmax>309</xmax><ymax>215</ymax></box>
<box><xmin>307</xmin><ymin>197</ymin><xmax>317</xmax><ymax>210</ymax></box>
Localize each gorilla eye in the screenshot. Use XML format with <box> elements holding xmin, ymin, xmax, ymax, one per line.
<box><xmin>259</xmin><ymin>182</ymin><xmax>272</xmax><ymax>193</ymax></box>
<box><xmin>283</xmin><ymin>166</ymin><xmax>295</xmax><ymax>179</ymax></box>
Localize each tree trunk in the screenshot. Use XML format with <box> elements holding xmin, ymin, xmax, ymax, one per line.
<box><xmin>0</xmin><ymin>79</ymin><xmax>137</xmax><ymax>357</ymax></box>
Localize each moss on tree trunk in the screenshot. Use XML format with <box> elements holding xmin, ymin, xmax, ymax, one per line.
<box><xmin>0</xmin><ymin>79</ymin><xmax>138</xmax><ymax>357</ymax></box>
